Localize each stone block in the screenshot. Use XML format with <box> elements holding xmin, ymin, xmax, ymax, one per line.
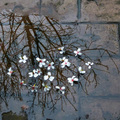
<box><xmin>41</xmin><ymin>0</ymin><xmax>77</xmax><ymax>22</ymax></box>
<box><xmin>80</xmin><ymin>0</ymin><xmax>120</xmax><ymax>21</ymax></box>
<box><xmin>0</xmin><ymin>0</ymin><xmax>40</xmax><ymax>14</ymax></box>
<box><xmin>75</xmin><ymin>24</ymin><xmax>119</xmax><ymax>54</ymax></box>
<box><xmin>79</xmin><ymin>98</ymin><xmax>120</xmax><ymax>120</ymax></box>
<box><xmin>79</xmin><ymin>57</ymin><xmax>120</xmax><ymax>96</ymax></box>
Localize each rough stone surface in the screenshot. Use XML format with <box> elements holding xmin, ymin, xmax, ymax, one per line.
<box><xmin>0</xmin><ymin>0</ymin><xmax>120</xmax><ymax>120</ymax></box>
<box><xmin>78</xmin><ymin>57</ymin><xmax>120</xmax><ymax>119</ymax></box>
<box><xmin>75</xmin><ymin>24</ymin><xmax>119</xmax><ymax>54</ymax></box>
<box><xmin>79</xmin><ymin>57</ymin><xmax>120</xmax><ymax>96</ymax></box>
<box><xmin>79</xmin><ymin>98</ymin><xmax>120</xmax><ymax>120</ymax></box>
<box><xmin>41</xmin><ymin>0</ymin><xmax>77</xmax><ymax>22</ymax></box>
<box><xmin>0</xmin><ymin>0</ymin><xmax>78</xmax><ymax>22</ymax></box>
<box><xmin>0</xmin><ymin>0</ymin><xmax>40</xmax><ymax>14</ymax></box>
<box><xmin>80</xmin><ymin>0</ymin><xmax>120</xmax><ymax>21</ymax></box>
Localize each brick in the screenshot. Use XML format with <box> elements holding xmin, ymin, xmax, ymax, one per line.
<box><xmin>75</xmin><ymin>24</ymin><xmax>119</xmax><ymax>54</ymax></box>
<box><xmin>79</xmin><ymin>58</ymin><xmax>120</xmax><ymax>96</ymax></box>
<box><xmin>0</xmin><ymin>0</ymin><xmax>40</xmax><ymax>14</ymax></box>
<box><xmin>80</xmin><ymin>0</ymin><xmax>120</xmax><ymax>21</ymax></box>
<box><xmin>41</xmin><ymin>0</ymin><xmax>77</xmax><ymax>22</ymax></box>
<box><xmin>79</xmin><ymin>98</ymin><xmax>120</xmax><ymax>120</ymax></box>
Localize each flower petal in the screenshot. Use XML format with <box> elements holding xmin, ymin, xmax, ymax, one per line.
<box><xmin>78</xmin><ymin>48</ymin><xmax>81</xmax><ymax>51</ymax></box>
<box><xmin>61</xmin><ymin>86</ymin><xmax>65</xmax><ymax>90</ymax></box>
<box><xmin>72</xmin><ymin>76</ymin><xmax>75</xmax><ymax>79</ymax></box>
<box><xmin>88</xmin><ymin>66</ymin><xmax>91</xmax><ymax>69</ymax></box>
<box><xmin>47</xmin><ymin>67</ymin><xmax>50</xmax><ymax>70</ymax></box>
<box><xmin>49</xmin><ymin>76</ymin><xmax>54</xmax><ymax>81</ymax></box>
<box><xmin>36</xmin><ymin>57</ymin><xmax>40</xmax><ymax>61</ymax></box>
<box><xmin>74</xmin><ymin>51</ymin><xmax>77</xmax><ymax>54</ymax></box>
<box><xmin>34</xmin><ymin>73</ymin><xmax>38</xmax><ymax>78</ymax></box>
<box><xmin>43</xmin><ymin>59</ymin><xmax>46</xmax><ymax>62</ymax></box>
<box><xmin>71</xmin><ymin>83</ymin><xmax>73</xmax><ymax>86</ymax></box>
<box><xmin>48</xmin><ymin>72</ymin><xmax>51</xmax><ymax>76</ymax></box>
<box><xmin>55</xmin><ymin>86</ymin><xmax>60</xmax><ymax>89</ymax></box>
<box><xmin>44</xmin><ymin>88</ymin><xmax>47</xmax><ymax>92</ymax></box>
<box><xmin>68</xmin><ymin>80</ymin><xmax>73</xmax><ymax>84</ymax></box>
<box><xmin>44</xmin><ymin>75</ymin><xmax>48</xmax><ymax>80</ymax></box>
<box><xmin>78</xmin><ymin>52</ymin><xmax>82</xmax><ymax>55</ymax></box>
<box><xmin>7</xmin><ymin>72</ymin><xmax>11</xmax><ymax>76</ymax></box>
<box><xmin>52</xmin><ymin>66</ymin><xmax>55</xmax><ymax>69</ymax></box>
<box><xmin>78</xmin><ymin>67</ymin><xmax>82</xmax><ymax>71</ymax></box>
<box><xmin>81</xmin><ymin>71</ymin><xmax>86</xmax><ymax>74</ymax></box>
<box><xmin>33</xmin><ymin>69</ymin><xmax>36</xmax><ymax>73</ymax></box>
<box><xmin>67</xmin><ymin>62</ymin><xmax>71</xmax><ymax>66</ymax></box>
<box><xmin>85</xmin><ymin>63</ymin><xmax>89</xmax><ymax>66</ymax></box>
<box><xmin>23</xmin><ymin>60</ymin><xmax>26</xmax><ymax>63</ymax></box>
<box><xmin>67</xmin><ymin>78</ymin><xmax>72</xmax><ymax>81</ymax></box>
<box><xmin>39</xmin><ymin>63</ymin><xmax>43</xmax><ymax>68</ymax></box>
<box><xmin>63</xmin><ymin>57</ymin><xmax>66</xmax><ymax>60</ymax></box>
<box><xmin>19</xmin><ymin>60</ymin><xmax>23</xmax><ymax>63</ymax></box>
<box><xmin>31</xmin><ymin>90</ymin><xmax>34</xmax><ymax>92</ymax></box>
<box><xmin>61</xmin><ymin>65</ymin><xmax>65</xmax><ymax>68</ymax></box>
<box><xmin>74</xmin><ymin>78</ymin><xmax>78</xmax><ymax>81</ymax></box>
<box><xmin>42</xmin><ymin>83</ymin><xmax>45</xmax><ymax>86</ymax></box>
<box><xmin>28</xmin><ymin>72</ymin><xmax>33</xmax><ymax>77</ymax></box>
<box><xmin>23</xmin><ymin>55</ymin><xmax>28</xmax><ymax>60</ymax></box>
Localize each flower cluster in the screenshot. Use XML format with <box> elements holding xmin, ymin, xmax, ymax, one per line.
<box><xmin>7</xmin><ymin>46</ymin><xmax>94</xmax><ymax>95</ymax></box>
<box><xmin>28</xmin><ymin>69</ymin><xmax>41</xmax><ymax>78</ymax></box>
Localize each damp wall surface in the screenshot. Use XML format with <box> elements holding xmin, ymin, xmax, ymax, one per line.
<box><xmin>0</xmin><ymin>0</ymin><xmax>120</xmax><ymax>120</ymax></box>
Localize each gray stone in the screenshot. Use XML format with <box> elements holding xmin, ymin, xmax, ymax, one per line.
<box><xmin>80</xmin><ymin>0</ymin><xmax>120</xmax><ymax>21</ymax></box>
<box><xmin>79</xmin><ymin>57</ymin><xmax>120</xmax><ymax>96</ymax></box>
<box><xmin>0</xmin><ymin>0</ymin><xmax>40</xmax><ymax>14</ymax></box>
<box><xmin>41</xmin><ymin>0</ymin><xmax>77</xmax><ymax>22</ymax></box>
<box><xmin>75</xmin><ymin>24</ymin><xmax>119</xmax><ymax>54</ymax></box>
<box><xmin>79</xmin><ymin>97</ymin><xmax>120</xmax><ymax>120</ymax></box>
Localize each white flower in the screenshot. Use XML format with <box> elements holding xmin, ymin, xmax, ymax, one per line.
<box><xmin>58</xmin><ymin>46</ymin><xmax>65</xmax><ymax>54</ymax></box>
<box><xmin>59</xmin><ymin>57</ymin><xmax>66</xmax><ymax>62</ymax></box>
<box><xmin>19</xmin><ymin>80</ymin><xmax>26</xmax><ymax>86</ymax></box>
<box><xmin>61</xmin><ymin>59</ymin><xmax>71</xmax><ymax>68</ymax></box>
<box><xmin>46</xmin><ymin>61</ymin><xmax>55</xmax><ymax>70</ymax></box>
<box><xmin>19</xmin><ymin>55</ymin><xmax>28</xmax><ymax>63</ymax></box>
<box><xmin>78</xmin><ymin>66</ymin><xmax>86</xmax><ymax>74</ymax></box>
<box><xmin>28</xmin><ymin>69</ymin><xmax>38</xmax><ymax>78</ymax></box>
<box><xmin>74</xmin><ymin>48</ymin><xmax>82</xmax><ymax>56</ymax></box>
<box><xmin>44</xmin><ymin>72</ymin><xmax>54</xmax><ymax>81</ymax></box>
<box><xmin>55</xmin><ymin>86</ymin><xmax>65</xmax><ymax>94</ymax></box>
<box><xmin>36</xmin><ymin>69</ymin><xmax>42</xmax><ymax>76</ymax></box>
<box><xmin>7</xmin><ymin>67</ymin><xmax>13</xmax><ymax>76</ymax></box>
<box><xmin>42</xmin><ymin>83</ymin><xmax>51</xmax><ymax>92</ymax></box>
<box><xmin>85</xmin><ymin>62</ymin><xmax>94</xmax><ymax>69</ymax></box>
<box><xmin>30</xmin><ymin>84</ymin><xmax>38</xmax><ymax>92</ymax></box>
<box><xmin>67</xmin><ymin>76</ymin><xmax>78</xmax><ymax>86</ymax></box>
<box><xmin>36</xmin><ymin>57</ymin><xmax>46</xmax><ymax>68</ymax></box>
